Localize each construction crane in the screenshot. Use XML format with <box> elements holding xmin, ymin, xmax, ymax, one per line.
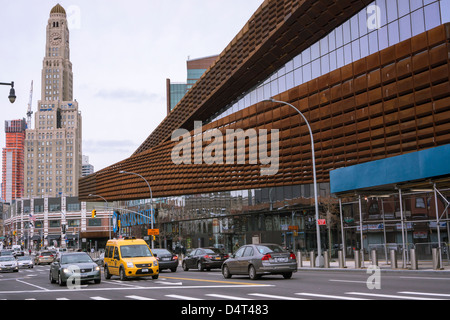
<box><xmin>26</xmin><ymin>81</ymin><xmax>33</xmax><ymax>129</ymax></box>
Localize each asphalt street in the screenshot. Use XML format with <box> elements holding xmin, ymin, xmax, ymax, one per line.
<box><xmin>1</xmin><ymin>263</ymin><xmax>449</xmax><ymax>301</ymax></box>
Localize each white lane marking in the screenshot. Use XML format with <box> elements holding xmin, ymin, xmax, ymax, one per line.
<box><xmin>249</xmin><ymin>293</ymin><xmax>307</xmax><ymax>300</ymax></box>
<box><xmin>90</xmin><ymin>296</ymin><xmax>110</xmax><ymax>300</ymax></box>
<box><xmin>126</xmin><ymin>295</ymin><xmax>155</xmax><ymax>300</ymax></box>
<box><xmin>346</xmin><ymin>292</ymin><xmax>442</xmax><ymax>300</ymax></box>
<box><xmin>296</xmin><ymin>293</ymin><xmax>371</xmax><ymax>300</ymax></box>
<box><xmin>165</xmin><ymin>294</ymin><xmax>203</xmax><ymax>300</ymax></box>
<box><xmin>16</xmin><ymin>279</ymin><xmax>49</xmax><ymax>291</ymax></box>
<box><xmin>206</xmin><ymin>294</ymin><xmax>253</xmax><ymax>300</ymax></box>
<box><xmin>399</xmin><ymin>291</ymin><xmax>450</xmax><ymax>298</ymax></box>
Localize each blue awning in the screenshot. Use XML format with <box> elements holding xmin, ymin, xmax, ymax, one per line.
<box><xmin>330</xmin><ymin>144</ymin><xmax>450</xmax><ymax>194</ymax></box>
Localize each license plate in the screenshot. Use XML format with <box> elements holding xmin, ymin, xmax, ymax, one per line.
<box><xmin>162</xmin><ymin>258</ymin><xmax>170</xmax><ymax>261</ymax></box>
<box><xmin>142</xmin><ymin>268</ymin><xmax>149</xmax><ymax>273</ymax></box>
<box><xmin>276</xmin><ymin>258</ymin><xmax>288</xmax><ymax>263</ymax></box>
<box><xmin>215</xmin><ymin>257</ymin><xmax>221</xmax><ymax>260</ymax></box>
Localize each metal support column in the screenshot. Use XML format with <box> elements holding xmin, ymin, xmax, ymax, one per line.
<box><xmin>339</xmin><ymin>198</ymin><xmax>346</xmax><ymax>267</ymax></box>
<box><xmin>358</xmin><ymin>195</ymin><xmax>364</xmax><ymax>268</ymax></box>
<box><xmin>398</xmin><ymin>189</ymin><xmax>407</xmax><ymax>268</ymax></box>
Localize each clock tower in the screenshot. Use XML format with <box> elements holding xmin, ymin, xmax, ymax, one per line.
<box><xmin>24</xmin><ymin>3</ymin><xmax>82</xmax><ymax>198</ymax></box>
<box><xmin>42</xmin><ymin>3</ymin><xmax>73</xmax><ymax>102</ymax></box>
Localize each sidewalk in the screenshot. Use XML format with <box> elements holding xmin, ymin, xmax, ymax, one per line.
<box><xmin>298</xmin><ymin>257</ymin><xmax>450</xmax><ymax>273</ymax></box>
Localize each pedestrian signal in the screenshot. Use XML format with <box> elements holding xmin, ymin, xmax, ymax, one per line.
<box><xmin>91</xmin><ymin>209</ymin><xmax>96</xmax><ymax>218</ymax></box>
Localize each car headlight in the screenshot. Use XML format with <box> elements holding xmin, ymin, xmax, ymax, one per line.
<box><xmin>154</xmin><ymin>260</ymin><xmax>158</xmax><ymax>266</ymax></box>
<box><xmin>94</xmin><ymin>266</ymin><xmax>100</xmax><ymax>271</ymax></box>
<box><xmin>126</xmin><ymin>262</ymin><xmax>134</xmax><ymax>268</ymax></box>
<box><xmin>62</xmin><ymin>268</ymin><xmax>71</xmax><ymax>273</ymax></box>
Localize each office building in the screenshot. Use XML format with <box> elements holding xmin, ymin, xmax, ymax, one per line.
<box><xmin>166</xmin><ymin>55</ymin><xmax>219</xmax><ymax>114</ymax></box>
<box><xmin>24</xmin><ymin>4</ymin><xmax>82</xmax><ymax>198</ymax></box>
<box><xmin>2</xmin><ymin>119</ymin><xmax>26</xmax><ymax>203</ymax></box>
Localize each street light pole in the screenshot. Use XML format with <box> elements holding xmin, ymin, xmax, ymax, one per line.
<box><xmin>88</xmin><ymin>194</ymin><xmax>110</xmax><ymax>239</ymax></box>
<box><xmin>119</xmin><ymin>170</ymin><xmax>154</xmax><ymax>249</ymax></box>
<box><xmin>0</xmin><ymin>81</ymin><xmax>17</xmax><ymax>103</ymax></box>
<box><xmin>264</xmin><ymin>98</ymin><xmax>323</xmax><ymax>267</ymax></box>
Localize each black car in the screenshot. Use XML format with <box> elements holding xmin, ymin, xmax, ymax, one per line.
<box><xmin>152</xmin><ymin>248</ymin><xmax>178</xmax><ymax>272</ymax></box>
<box><xmin>182</xmin><ymin>247</ymin><xmax>229</xmax><ymax>271</ymax></box>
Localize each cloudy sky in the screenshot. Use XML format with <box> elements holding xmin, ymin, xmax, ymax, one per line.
<box><xmin>0</xmin><ymin>0</ymin><xmax>263</xmax><ymax>183</ymax></box>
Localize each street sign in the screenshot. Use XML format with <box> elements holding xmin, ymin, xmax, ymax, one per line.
<box><xmin>147</xmin><ymin>229</ymin><xmax>160</xmax><ymax>236</ymax></box>
<box><xmin>318</xmin><ymin>219</ymin><xmax>326</xmax><ymax>225</ymax></box>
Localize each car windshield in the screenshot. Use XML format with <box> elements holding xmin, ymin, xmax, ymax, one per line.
<box><xmin>120</xmin><ymin>245</ymin><xmax>152</xmax><ymax>258</ymax></box>
<box><xmin>0</xmin><ymin>256</ymin><xmax>15</xmax><ymax>262</ymax></box>
<box><xmin>204</xmin><ymin>248</ymin><xmax>223</xmax><ymax>254</ymax></box>
<box><xmin>17</xmin><ymin>256</ymin><xmax>31</xmax><ymax>261</ymax></box>
<box><xmin>256</xmin><ymin>244</ymin><xmax>285</xmax><ymax>254</ymax></box>
<box><xmin>40</xmin><ymin>252</ymin><xmax>52</xmax><ymax>256</ymax></box>
<box><xmin>153</xmin><ymin>249</ymin><xmax>170</xmax><ymax>255</ymax></box>
<box><xmin>61</xmin><ymin>254</ymin><xmax>93</xmax><ymax>264</ymax></box>
<box><xmin>1</xmin><ymin>251</ymin><xmax>13</xmax><ymax>255</ymax></box>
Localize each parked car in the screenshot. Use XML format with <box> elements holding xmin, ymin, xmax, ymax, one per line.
<box><xmin>0</xmin><ymin>256</ymin><xmax>19</xmax><ymax>272</ymax></box>
<box><xmin>182</xmin><ymin>247</ymin><xmax>229</xmax><ymax>271</ymax></box>
<box><xmin>152</xmin><ymin>248</ymin><xmax>178</xmax><ymax>272</ymax></box>
<box><xmin>17</xmin><ymin>255</ymin><xmax>34</xmax><ymax>269</ymax></box>
<box><xmin>221</xmin><ymin>243</ymin><xmax>297</xmax><ymax>280</ymax></box>
<box><xmin>0</xmin><ymin>250</ymin><xmax>14</xmax><ymax>257</ymax></box>
<box><xmin>34</xmin><ymin>250</ymin><xmax>55</xmax><ymax>265</ymax></box>
<box><xmin>49</xmin><ymin>252</ymin><xmax>101</xmax><ymax>286</ymax></box>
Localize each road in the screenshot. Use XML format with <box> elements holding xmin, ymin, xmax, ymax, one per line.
<box><xmin>1</xmin><ymin>263</ymin><xmax>449</xmax><ymax>302</ymax></box>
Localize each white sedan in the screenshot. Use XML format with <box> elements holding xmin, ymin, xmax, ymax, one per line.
<box><xmin>0</xmin><ymin>256</ymin><xmax>19</xmax><ymax>272</ymax></box>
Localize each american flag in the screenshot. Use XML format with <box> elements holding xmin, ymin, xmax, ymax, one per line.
<box><xmin>29</xmin><ymin>213</ymin><xmax>36</xmax><ymax>223</ymax></box>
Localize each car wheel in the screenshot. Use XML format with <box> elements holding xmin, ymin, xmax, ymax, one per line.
<box><xmin>282</xmin><ymin>272</ymin><xmax>293</xmax><ymax>279</ymax></box>
<box><xmin>152</xmin><ymin>274</ymin><xmax>159</xmax><ymax>280</ymax></box>
<box><xmin>248</xmin><ymin>265</ymin><xmax>260</xmax><ymax>280</ymax></box>
<box><xmin>104</xmin><ymin>265</ymin><xmax>112</xmax><ymax>279</ymax></box>
<box><xmin>94</xmin><ymin>278</ymin><xmax>101</xmax><ymax>284</ymax></box>
<box><xmin>222</xmin><ymin>265</ymin><xmax>232</xmax><ymax>279</ymax></box>
<box><xmin>50</xmin><ymin>270</ymin><xmax>56</xmax><ymax>283</ymax></box>
<box><xmin>170</xmin><ymin>267</ymin><xmax>177</xmax><ymax>272</ymax></box>
<box><xmin>182</xmin><ymin>261</ymin><xmax>189</xmax><ymax>271</ymax></box>
<box><xmin>119</xmin><ymin>267</ymin><xmax>127</xmax><ymax>281</ymax></box>
<box><xmin>197</xmin><ymin>261</ymin><xmax>204</xmax><ymax>271</ymax></box>
<box><xmin>58</xmin><ymin>272</ymin><xmax>66</xmax><ymax>286</ymax></box>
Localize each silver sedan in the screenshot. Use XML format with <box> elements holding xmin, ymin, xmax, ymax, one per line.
<box><xmin>222</xmin><ymin>243</ymin><xmax>297</xmax><ymax>280</ymax></box>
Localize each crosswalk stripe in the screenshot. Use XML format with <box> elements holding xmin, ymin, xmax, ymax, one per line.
<box><xmin>125</xmin><ymin>295</ymin><xmax>155</xmax><ymax>300</ymax></box>
<box><xmin>90</xmin><ymin>296</ymin><xmax>110</xmax><ymax>300</ymax></box>
<box><xmin>206</xmin><ymin>294</ymin><xmax>253</xmax><ymax>300</ymax></box>
<box><xmin>295</xmin><ymin>293</ymin><xmax>371</xmax><ymax>300</ymax></box>
<box><xmin>249</xmin><ymin>293</ymin><xmax>307</xmax><ymax>300</ymax></box>
<box><xmin>165</xmin><ymin>294</ymin><xmax>203</xmax><ymax>300</ymax></box>
<box><xmin>346</xmin><ymin>292</ymin><xmax>441</xmax><ymax>300</ymax></box>
<box><xmin>56</xmin><ymin>298</ymin><xmax>70</xmax><ymax>300</ymax></box>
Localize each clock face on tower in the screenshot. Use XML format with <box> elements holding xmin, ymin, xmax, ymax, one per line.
<box><xmin>50</xmin><ymin>32</ymin><xmax>62</xmax><ymax>46</ymax></box>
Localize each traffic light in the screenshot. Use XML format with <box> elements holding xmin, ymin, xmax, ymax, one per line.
<box><xmin>91</xmin><ymin>209</ymin><xmax>96</xmax><ymax>218</ymax></box>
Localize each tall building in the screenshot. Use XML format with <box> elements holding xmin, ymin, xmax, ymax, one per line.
<box><xmin>1</xmin><ymin>119</ymin><xmax>26</xmax><ymax>203</ymax></box>
<box><xmin>24</xmin><ymin>4</ymin><xmax>82</xmax><ymax>198</ymax></box>
<box><xmin>82</xmin><ymin>155</ymin><xmax>94</xmax><ymax>177</ymax></box>
<box><xmin>166</xmin><ymin>55</ymin><xmax>219</xmax><ymax>114</ymax></box>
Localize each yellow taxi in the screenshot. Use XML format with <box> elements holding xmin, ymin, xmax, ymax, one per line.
<box><xmin>103</xmin><ymin>237</ymin><xmax>159</xmax><ymax>280</ymax></box>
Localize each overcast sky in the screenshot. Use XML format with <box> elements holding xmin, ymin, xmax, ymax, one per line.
<box><xmin>0</xmin><ymin>0</ymin><xmax>263</xmax><ymax>185</ymax></box>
